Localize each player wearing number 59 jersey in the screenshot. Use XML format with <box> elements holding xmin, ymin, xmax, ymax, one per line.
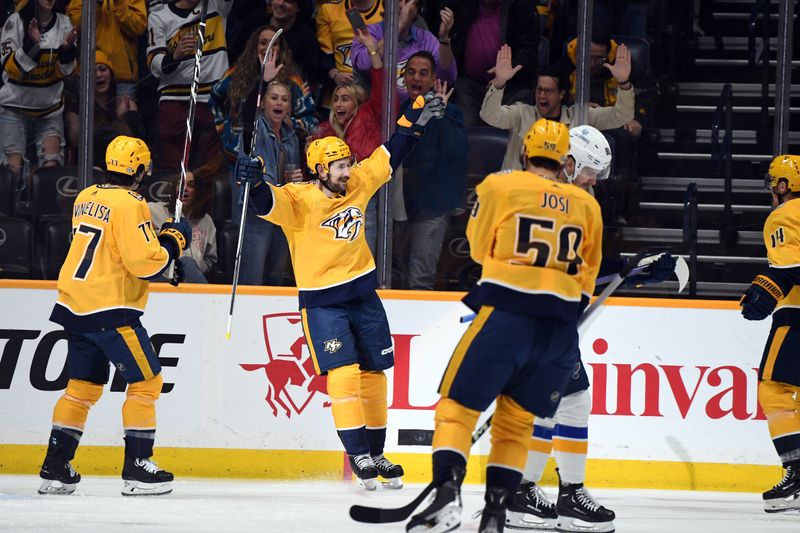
<box><xmin>408</xmin><ymin>119</ymin><xmax>602</xmax><ymax>533</ymax></box>
<box><xmin>40</xmin><ymin>136</ymin><xmax>191</xmax><ymax>498</ymax></box>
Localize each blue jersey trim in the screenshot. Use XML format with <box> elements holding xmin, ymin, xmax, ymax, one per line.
<box><xmin>298</xmin><ymin>270</ymin><xmax>378</xmax><ymax>308</ymax></box>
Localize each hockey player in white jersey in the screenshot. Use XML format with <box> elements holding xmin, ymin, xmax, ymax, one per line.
<box><xmin>505</xmin><ymin>126</ymin><xmax>674</xmax><ymax>533</ymax></box>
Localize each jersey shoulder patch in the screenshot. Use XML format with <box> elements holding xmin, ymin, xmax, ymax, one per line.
<box><xmin>127</xmin><ymin>191</ymin><xmax>145</xmax><ymax>202</ymax></box>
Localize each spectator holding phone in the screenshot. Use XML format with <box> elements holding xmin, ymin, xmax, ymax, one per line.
<box><xmin>316</xmin><ymin>0</ymin><xmax>384</xmax><ymax>88</ymax></box>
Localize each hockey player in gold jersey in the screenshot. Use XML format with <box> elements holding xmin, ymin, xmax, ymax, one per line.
<box><xmin>407</xmin><ymin>118</ymin><xmax>603</xmax><ymax>533</ymax></box>
<box><xmin>236</xmin><ymin>89</ymin><xmax>447</xmax><ymax>490</ymax></box>
<box><xmin>39</xmin><ymin>136</ymin><xmax>192</xmax><ymax>497</ymax></box>
<box><xmin>740</xmin><ymin>154</ymin><xmax>800</xmax><ymax>513</ymax></box>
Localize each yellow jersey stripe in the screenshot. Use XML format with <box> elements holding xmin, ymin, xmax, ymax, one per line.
<box><xmin>440</xmin><ymin>306</ymin><xmax>494</xmax><ymax>398</ymax></box>
<box><xmin>762</xmin><ymin>326</ymin><xmax>789</xmax><ymax>381</ymax></box>
<box><xmin>117</xmin><ymin>327</ymin><xmax>154</xmax><ymax>380</ymax></box>
<box><xmin>301</xmin><ymin>309</ymin><xmax>321</xmax><ymax>375</ymax></box>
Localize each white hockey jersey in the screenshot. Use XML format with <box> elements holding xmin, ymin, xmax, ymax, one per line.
<box><xmin>0</xmin><ymin>12</ymin><xmax>75</xmax><ymax>116</ymax></box>
<box><xmin>146</xmin><ymin>0</ymin><xmax>232</xmax><ymax>103</ymax></box>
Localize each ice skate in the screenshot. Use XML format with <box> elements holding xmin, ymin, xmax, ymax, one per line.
<box><xmin>38</xmin><ymin>457</ymin><xmax>81</xmax><ymax>495</ymax></box>
<box><xmin>407</xmin><ymin>467</ymin><xmax>465</xmax><ymax>533</ymax></box>
<box><xmin>121</xmin><ymin>457</ymin><xmax>174</xmax><ymax>496</ymax></box>
<box><xmin>556</xmin><ymin>478</ymin><xmax>615</xmax><ymax>533</ymax></box>
<box><xmin>505</xmin><ymin>481</ymin><xmax>558</xmax><ymax>530</ymax></box>
<box><xmin>349</xmin><ymin>453</ymin><xmax>379</xmax><ymax>490</ymax></box>
<box><xmin>373</xmin><ymin>453</ymin><xmax>404</xmax><ymax>489</ymax></box>
<box><xmin>478</xmin><ymin>486</ymin><xmax>510</xmax><ymax>533</ymax></box>
<box><xmin>763</xmin><ymin>463</ymin><xmax>800</xmax><ymax>513</ymax></box>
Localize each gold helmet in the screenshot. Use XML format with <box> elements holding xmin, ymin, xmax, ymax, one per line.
<box><xmin>105</xmin><ymin>135</ymin><xmax>152</xmax><ymax>177</ymax></box>
<box><xmin>306</xmin><ymin>136</ymin><xmax>353</xmax><ymax>175</ymax></box>
<box><xmin>522</xmin><ymin>118</ymin><xmax>570</xmax><ymax>164</ymax></box>
<box><xmin>766</xmin><ymin>154</ymin><xmax>800</xmax><ymax>192</ymax></box>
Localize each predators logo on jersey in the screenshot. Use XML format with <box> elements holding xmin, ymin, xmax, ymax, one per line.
<box><xmin>321</xmin><ymin>206</ymin><xmax>364</xmax><ymax>242</ymax></box>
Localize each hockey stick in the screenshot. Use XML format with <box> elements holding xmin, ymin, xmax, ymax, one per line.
<box><xmin>168</xmin><ymin>0</ymin><xmax>210</xmax><ymax>285</ymax></box>
<box><xmin>348</xmin><ymin>250</ymin><xmax>652</xmax><ymax>524</ymax></box>
<box><xmin>349</xmin><ymin>414</ymin><xmax>493</xmax><ymax>524</ymax></box>
<box><xmin>458</xmin><ymin>252</ymin><xmax>689</xmax><ymax>323</ymax></box>
<box><xmin>225</xmin><ymin>28</ymin><xmax>284</xmax><ymax>339</ymax></box>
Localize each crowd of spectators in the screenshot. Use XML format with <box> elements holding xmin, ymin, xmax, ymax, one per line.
<box><xmin>0</xmin><ymin>0</ymin><xmax>662</xmax><ymax>288</ymax></box>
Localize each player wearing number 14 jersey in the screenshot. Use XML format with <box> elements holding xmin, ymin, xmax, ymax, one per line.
<box><xmin>408</xmin><ymin>118</ymin><xmax>603</xmax><ymax>533</ymax></box>
<box><xmin>40</xmin><ymin>136</ymin><xmax>191</xmax><ymax>497</ymax></box>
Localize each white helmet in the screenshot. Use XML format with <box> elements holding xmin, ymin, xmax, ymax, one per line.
<box><xmin>565</xmin><ymin>126</ymin><xmax>612</xmax><ymax>182</ymax></box>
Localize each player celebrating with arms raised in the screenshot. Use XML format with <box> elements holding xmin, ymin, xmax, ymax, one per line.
<box><xmin>39</xmin><ymin>136</ymin><xmax>191</xmax><ymax>496</ymax></box>
<box><xmin>235</xmin><ymin>86</ymin><xmax>449</xmax><ymax>490</ymax></box>
<box><xmin>407</xmin><ymin>118</ymin><xmax>603</xmax><ymax>533</ymax></box>
<box><xmin>740</xmin><ymin>154</ymin><xmax>800</xmax><ymax>513</ymax></box>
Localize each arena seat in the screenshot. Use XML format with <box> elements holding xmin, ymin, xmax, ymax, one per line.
<box><xmin>539</xmin><ymin>36</ymin><xmax>550</xmax><ymax>69</ymax></box>
<box><xmin>612</xmin><ymin>34</ymin><xmax>651</xmax><ymax>83</ymax></box>
<box><xmin>210</xmin><ymin>176</ymin><xmax>232</xmax><ymax>224</ymax></box>
<box><xmin>466</xmin><ymin>127</ymin><xmax>509</xmax><ymax>179</ymax></box>
<box><xmin>40</xmin><ymin>217</ymin><xmax>72</xmax><ymax>280</ymax></box>
<box><xmin>0</xmin><ymin>215</ymin><xmax>35</xmax><ymax>279</ymax></box>
<box><xmin>0</xmin><ymin>166</ymin><xmax>13</xmax><ymax>216</ymax></box>
<box><xmin>212</xmin><ymin>220</ymin><xmax>239</xmax><ymax>284</ymax></box>
<box><xmin>136</xmin><ymin>169</ymin><xmax>175</xmax><ymax>205</ymax></box>
<box><xmin>29</xmin><ymin>166</ymin><xmax>81</xmax><ymax>222</ymax></box>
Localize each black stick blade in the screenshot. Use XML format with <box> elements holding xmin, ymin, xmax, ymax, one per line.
<box><xmin>349</xmin><ymin>483</ymin><xmax>434</xmax><ymax>523</ymax></box>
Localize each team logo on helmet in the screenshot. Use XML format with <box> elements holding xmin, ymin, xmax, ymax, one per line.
<box><xmin>320</xmin><ymin>206</ymin><xmax>364</xmax><ymax>242</ymax></box>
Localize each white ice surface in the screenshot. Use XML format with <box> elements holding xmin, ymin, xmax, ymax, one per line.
<box><xmin>0</xmin><ymin>475</ymin><xmax>798</xmax><ymax>532</ymax></box>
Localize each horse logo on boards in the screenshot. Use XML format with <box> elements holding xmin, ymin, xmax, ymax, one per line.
<box><xmin>240</xmin><ymin>313</ymin><xmax>330</xmax><ymax>418</ymax></box>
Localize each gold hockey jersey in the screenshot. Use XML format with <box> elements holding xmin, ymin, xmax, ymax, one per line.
<box><xmin>259</xmin><ymin>145</ymin><xmax>391</xmax><ymax>308</ymax></box>
<box><xmin>146</xmin><ymin>0</ymin><xmax>232</xmax><ymax>102</ymax></box>
<box><xmin>764</xmin><ymin>198</ymin><xmax>800</xmax><ymax>317</ymax></box>
<box><xmin>50</xmin><ymin>185</ymin><xmax>172</xmax><ymax>332</ymax></box>
<box><xmin>467</xmin><ymin>170</ymin><xmax>603</xmax><ymax>322</ymax></box>
<box><xmin>316</xmin><ymin>0</ymin><xmax>384</xmax><ymax>73</ymax></box>
<box><xmin>0</xmin><ymin>12</ymin><xmax>76</xmax><ymax>116</ymax></box>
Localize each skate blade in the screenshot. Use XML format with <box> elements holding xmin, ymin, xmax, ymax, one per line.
<box><xmin>356</xmin><ymin>477</ymin><xmax>378</xmax><ymax>491</ymax></box>
<box><xmin>764</xmin><ymin>494</ymin><xmax>800</xmax><ymax>513</ymax></box>
<box><xmin>506</xmin><ymin>510</ymin><xmax>557</xmax><ymax>530</ymax></box>
<box><xmin>380</xmin><ymin>477</ymin><xmax>403</xmax><ymax>489</ymax></box>
<box><xmin>556</xmin><ymin>516</ymin><xmax>614</xmax><ymax>533</ymax></box>
<box><xmin>38</xmin><ymin>479</ymin><xmax>77</xmax><ymax>495</ymax></box>
<box><xmin>121</xmin><ymin>480</ymin><xmax>173</xmax><ymax>497</ymax></box>
<box><xmin>407</xmin><ymin>508</ymin><xmax>462</xmax><ymax>533</ymax></box>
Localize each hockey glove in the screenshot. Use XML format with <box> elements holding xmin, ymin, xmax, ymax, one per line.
<box><xmin>623</xmin><ymin>253</ymin><xmax>677</xmax><ymax>287</ymax></box>
<box><xmin>235</xmin><ymin>156</ymin><xmax>265</xmax><ymax>187</ymax></box>
<box><xmin>396</xmin><ymin>92</ymin><xmax>446</xmax><ymax>137</ymax></box>
<box><xmin>158</xmin><ymin>219</ymin><xmax>192</xmax><ymax>261</ymax></box>
<box><xmin>169</xmin><ymin>257</ymin><xmax>186</xmax><ymax>287</ymax></box>
<box><xmin>740</xmin><ymin>275</ymin><xmax>784</xmax><ymax>321</ymax></box>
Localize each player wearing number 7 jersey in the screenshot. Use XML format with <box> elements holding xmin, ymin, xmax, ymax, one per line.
<box><xmin>40</xmin><ymin>136</ymin><xmax>191</xmax><ymax>497</ymax></box>
<box><xmin>407</xmin><ymin>118</ymin><xmax>603</xmax><ymax>533</ymax></box>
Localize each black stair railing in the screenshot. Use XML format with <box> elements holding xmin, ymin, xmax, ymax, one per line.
<box><xmin>711</xmin><ymin>83</ymin><xmax>735</xmax><ymax>249</ymax></box>
<box><xmin>749</xmin><ymin>0</ymin><xmax>772</xmax><ymax>149</ymax></box>
<box><xmin>683</xmin><ymin>183</ymin><xmax>698</xmax><ymax>297</ymax></box>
